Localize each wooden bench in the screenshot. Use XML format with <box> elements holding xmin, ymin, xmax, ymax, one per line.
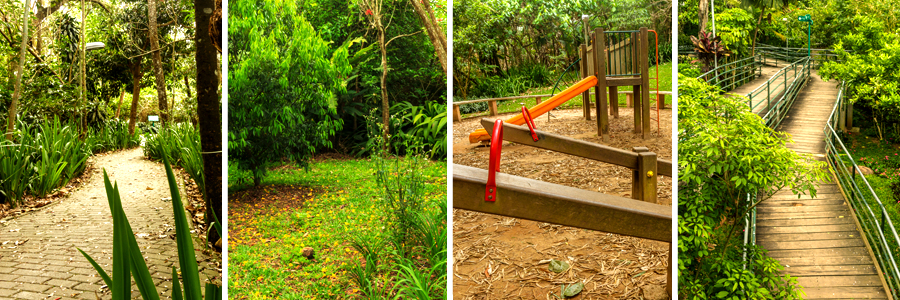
<box><xmin>452</xmin><ymin>90</ymin><xmax>672</xmax><ymax>121</ymax></box>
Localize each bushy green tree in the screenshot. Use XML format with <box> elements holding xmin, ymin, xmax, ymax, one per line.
<box><xmin>678</xmin><ymin>76</ymin><xmax>826</xmax><ymax>299</ymax></box>
<box><xmin>229</xmin><ymin>0</ymin><xmax>351</xmax><ymax>185</ymax></box>
<box><xmin>820</xmin><ymin>16</ymin><xmax>900</xmax><ymax>140</ymax></box>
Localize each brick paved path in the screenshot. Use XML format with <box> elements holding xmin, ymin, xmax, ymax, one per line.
<box><xmin>0</xmin><ymin>147</ymin><xmax>219</xmax><ymax>299</ymax></box>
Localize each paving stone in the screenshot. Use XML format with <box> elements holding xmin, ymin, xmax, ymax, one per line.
<box><xmin>0</xmin><ymin>148</ymin><xmax>219</xmax><ymax>299</ymax></box>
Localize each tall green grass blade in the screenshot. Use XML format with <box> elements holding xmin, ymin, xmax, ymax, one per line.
<box><xmin>76</xmin><ymin>248</ymin><xmax>113</xmax><ymax>288</ymax></box>
<box><xmin>204</xmin><ymin>283</ymin><xmax>221</xmax><ymax>300</ymax></box>
<box><xmin>104</xmin><ymin>171</ymin><xmax>131</xmax><ymax>299</ymax></box>
<box><xmin>172</xmin><ymin>267</ymin><xmax>184</xmax><ymax>300</ymax></box>
<box><xmin>163</xmin><ymin>156</ymin><xmax>202</xmax><ymax>300</ymax></box>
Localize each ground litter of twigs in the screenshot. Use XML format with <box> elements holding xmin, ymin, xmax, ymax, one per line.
<box><xmin>453</xmin><ymin>107</ymin><xmax>672</xmax><ymax>300</ymax></box>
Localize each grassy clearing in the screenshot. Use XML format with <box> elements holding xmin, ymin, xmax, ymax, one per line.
<box><xmin>228</xmin><ymin>157</ymin><xmax>446</xmax><ymax>299</ymax></box>
<box><xmin>458</xmin><ymin>62</ymin><xmax>673</xmax><ymax>119</ymax></box>
<box><xmin>843</xmin><ymin>133</ymin><xmax>900</xmax><ymax>254</ymax></box>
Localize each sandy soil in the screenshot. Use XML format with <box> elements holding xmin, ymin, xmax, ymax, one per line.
<box><xmin>452</xmin><ymin>106</ymin><xmax>672</xmax><ymax>300</ymax></box>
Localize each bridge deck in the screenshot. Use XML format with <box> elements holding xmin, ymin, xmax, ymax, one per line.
<box><xmin>730</xmin><ymin>70</ymin><xmax>889</xmax><ymax>299</ymax></box>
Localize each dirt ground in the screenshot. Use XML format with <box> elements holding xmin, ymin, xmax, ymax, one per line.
<box><xmin>452</xmin><ymin>106</ymin><xmax>672</xmax><ymax>300</ymax></box>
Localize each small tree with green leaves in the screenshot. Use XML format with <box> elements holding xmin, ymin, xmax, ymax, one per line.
<box><xmin>228</xmin><ymin>0</ymin><xmax>351</xmax><ymax>185</ymax></box>
<box><xmin>678</xmin><ymin>76</ymin><xmax>826</xmax><ymax>299</ymax></box>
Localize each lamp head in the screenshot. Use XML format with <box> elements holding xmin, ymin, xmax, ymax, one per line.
<box><xmin>85</xmin><ymin>42</ymin><xmax>105</xmax><ymax>51</ymax></box>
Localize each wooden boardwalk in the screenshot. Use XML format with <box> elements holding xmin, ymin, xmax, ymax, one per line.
<box><xmin>734</xmin><ymin>71</ymin><xmax>890</xmax><ymax>299</ymax></box>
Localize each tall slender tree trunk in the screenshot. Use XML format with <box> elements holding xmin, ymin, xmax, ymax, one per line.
<box><xmin>699</xmin><ymin>0</ymin><xmax>709</xmax><ymax>31</ymax></box>
<box><xmin>128</xmin><ymin>60</ymin><xmax>142</xmax><ymax>134</ymax></box>
<box><xmin>7</xmin><ymin>0</ymin><xmax>32</xmax><ymax>141</ymax></box>
<box><xmin>196</xmin><ymin>0</ymin><xmax>222</xmax><ymax>246</ymax></box>
<box><xmin>148</xmin><ymin>0</ymin><xmax>168</xmax><ymax>127</ymax></box>
<box><xmin>409</xmin><ymin>0</ymin><xmax>446</xmax><ymax>74</ymax></box>
<box><xmin>750</xmin><ymin>6</ymin><xmax>766</xmax><ymax>56</ymax></box>
<box><xmin>379</xmin><ymin>27</ymin><xmax>390</xmax><ymax>153</ymax></box>
<box><xmin>115</xmin><ymin>88</ymin><xmax>125</xmax><ymax>118</ymax></box>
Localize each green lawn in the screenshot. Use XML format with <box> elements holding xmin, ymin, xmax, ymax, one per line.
<box><xmin>842</xmin><ymin>133</ymin><xmax>900</xmax><ymax>258</ymax></box>
<box><xmin>228</xmin><ymin>158</ymin><xmax>447</xmax><ymax>299</ymax></box>
<box><xmin>458</xmin><ymin>62</ymin><xmax>673</xmax><ymax>119</ymax></box>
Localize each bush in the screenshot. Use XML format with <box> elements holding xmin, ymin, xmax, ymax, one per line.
<box><xmin>229</xmin><ymin>0</ymin><xmax>350</xmax><ymax>185</ymax></box>
<box><xmin>458</xmin><ymin>101</ymin><xmax>488</xmax><ymax>114</ymax></box>
<box><xmin>143</xmin><ymin>123</ymin><xmax>205</xmax><ymax>199</ymax></box>
<box><xmin>86</xmin><ymin>119</ymin><xmax>141</xmax><ymax>153</ymax></box>
<box><xmin>29</xmin><ymin>118</ymin><xmax>92</xmax><ymax>198</ymax></box>
<box><xmin>678</xmin><ymin>76</ymin><xmax>826</xmax><ymax>299</ymax></box>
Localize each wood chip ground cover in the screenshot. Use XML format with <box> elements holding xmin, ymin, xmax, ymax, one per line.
<box><xmin>453</xmin><ymin>108</ymin><xmax>672</xmax><ymax>299</ymax></box>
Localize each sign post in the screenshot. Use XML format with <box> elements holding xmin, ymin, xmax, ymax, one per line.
<box><xmin>798</xmin><ymin>14</ymin><xmax>813</xmax><ymax>57</ymax></box>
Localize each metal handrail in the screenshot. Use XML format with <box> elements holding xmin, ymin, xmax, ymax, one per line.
<box><xmin>696</xmin><ymin>56</ymin><xmax>762</xmax><ymax>92</ymax></box>
<box><xmin>825</xmin><ymin>82</ymin><xmax>900</xmax><ymax>299</ymax></box>
<box><xmin>753</xmin><ymin>57</ymin><xmax>811</xmax><ymax>128</ymax></box>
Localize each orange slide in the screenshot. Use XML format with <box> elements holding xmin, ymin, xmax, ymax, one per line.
<box><xmin>468</xmin><ymin>75</ymin><xmax>598</xmax><ymax>143</ymax></box>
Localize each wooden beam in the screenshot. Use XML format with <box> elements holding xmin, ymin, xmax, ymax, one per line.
<box><xmin>632</xmin><ymin>146</ymin><xmax>658</xmax><ymax>203</ymax></box>
<box><xmin>479</xmin><ymin>118</ymin><xmax>672</xmax><ymax>177</ymax></box>
<box><xmin>453</xmin><ymin>164</ymin><xmax>672</xmax><ymax>242</ymax></box>
<box><xmin>581</xmin><ymin>44</ymin><xmax>591</xmax><ymax>121</ymax></box>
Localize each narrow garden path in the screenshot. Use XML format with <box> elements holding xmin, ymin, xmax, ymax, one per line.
<box><xmin>731</xmin><ymin>71</ymin><xmax>889</xmax><ymax>299</ymax></box>
<box><xmin>0</xmin><ymin>147</ymin><xmax>218</xmax><ymax>299</ymax></box>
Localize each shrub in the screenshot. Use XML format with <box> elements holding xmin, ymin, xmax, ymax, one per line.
<box><xmin>143</xmin><ymin>123</ymin><xmax>205</xmax><ymax>200</ymax></box>
<box><xmin>229</xmin><ymin>0</ymin><xmax>351</xmax><ymax>185</ymax></box>
<box><xmin>678</xmin><ymin>76</ymin><xmax>826</xmax><ymax>299</ymax></box>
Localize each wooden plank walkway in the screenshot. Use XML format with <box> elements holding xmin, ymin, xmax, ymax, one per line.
<box><xmin>731</xmin><ymin>70</ymin><xmax>890</xmax><ymax>299</ymax></box>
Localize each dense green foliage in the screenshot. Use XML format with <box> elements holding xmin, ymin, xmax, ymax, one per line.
<box><xmin>144</xmin><ymin>123</ymin><xmax>205</xmax><ymax>202</ymax></box>
<box><xmin>229</xmin><ymin>0</ymin><xmax>351</xmax><ymax>185</ymax></box>
<box><xmin>677</xmin><ymin>77</ymin><xmax>826</xmax><ymax>299</ymax></box>
<box><xmin>0</xmin><ymin>118</ymin><xmax>141</xmax><ymax>206</ymax></box>
<box><xmin>454</xmin><ymin>0</ymin><xmax>672</xmax><ymax>99</ymax></box>
<box><xmin>820</xmin><ymin>17</ymin><xmax>900</xmax><ymax>141</ymax></box>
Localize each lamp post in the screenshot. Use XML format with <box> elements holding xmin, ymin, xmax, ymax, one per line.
<box><xmin>798</xmin><ymin>14</ymin><xmax>812</xmax><ymax>57</ymax></box>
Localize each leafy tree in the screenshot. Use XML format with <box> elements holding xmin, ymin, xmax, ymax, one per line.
<box><xmin>820</xmin><ymin>16</ymin><xmax>900</xmax><ymax>140</ymax></box>
<box><xmin>678</xmin><ymin>76</ymin><xmax>826</xmax><ymax>299</ymax></box>
<box><xmin>229</xmin><ymin>0</ymin><xmax>352</xmax><ymax>185</ymax></box>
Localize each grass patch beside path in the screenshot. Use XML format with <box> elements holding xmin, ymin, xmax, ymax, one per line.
<box><xmin>228</xmin><ymin>158</ymin><xmax>446</xmax><ymax>299</ymax></box>
<box><xmin>458</xmin><ymin>62</ymin><xmax>673</xmax><ymax>119</ymax></box>
<box><xmin>843</xmin><ymin>133</ymin><xmax>900</xmax><ymax>257</ymax></box>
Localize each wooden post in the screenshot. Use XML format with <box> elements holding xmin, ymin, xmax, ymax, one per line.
<box><xmin>488</xmin><ymin>100</ymin><xmax>498</xmax><ymax>116</ymax></box>
<box><xmin>657</xmin><ymin>94</ymin><xmax>666</xmax><ymax>109</ymax></box>
<box><xmin>453</xmin><ymin>105</ymin><xmax>462</xmax><ymax>122</ymax></box>
<box><xmin>631</xmin><ymin>146</ymin><xmax>657</xmax><ymax>203</ymax></box>
<box><xmin>581</xmin><ymin>44</ymin><xmax>591</xmax><ymax>121</ymax></box>
<box><xmin>838</xmin><ymin>101</ymin><xmax>846</xmax><ymax>132</ymax></box>
<box><xmin>847</xmin><ymin>102</ymin><xmax>854</xmax><ymax>129</ymax></box>
<box><xmin>609</xmin><ymin>86</ymin><xmax>619</xmax><ymax>118</ymax></box>
<box><xmin>633</xmin><ymin>85</ymin><xmax>642</xmax><ymax>134</ymax></box>
<box><xmin>536</xmin><ymin>96</ymin><xmax>542</xmax><ymax>105</ymax></box>
<box><xmin>640</xmin><ymin>28</ymin><xmax>651</xmax><ymax>139</ymax></box>
<box><xmin>593</xmin><ymin>29</ymin><xmax>608</xmax><ymax>140</ymax></box>
<box><xmin>667</xmin><ymin>243</ymin><xmax>673</xmax><ymax>295</ymax></box>
<box><xmin>626</xmin><ymin>92</ymin><xmax>633</xmax><ymax>108</ymax></box>
<box><xmin>594</xmin><ymin>28</ymin><xmax>608</xmax><ymax>140</ymax></box>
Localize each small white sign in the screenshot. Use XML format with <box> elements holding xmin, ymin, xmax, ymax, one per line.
<box><xmin>148</xmin><ymin>115</ymin><xmax>159</xmax><ymax>122</ymax></box>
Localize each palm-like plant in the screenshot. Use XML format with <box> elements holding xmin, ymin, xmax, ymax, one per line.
<box><xmin>691</xmin><ymin>31</ymin><xmax>732</xmax><ymax>72</ymax></box>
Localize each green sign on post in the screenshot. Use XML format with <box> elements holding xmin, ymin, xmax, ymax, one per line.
<box><xmin>798</xmin><ymin>14</ymin><xmax>813</xmax><ymax>57</ymax></box>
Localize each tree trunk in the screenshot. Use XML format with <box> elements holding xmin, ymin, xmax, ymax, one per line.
<box><xmin>148</xmin><ymin>0</ymin><xmax>168</xmax><ymax>127</ymax></box>
<box><xmin>7</xmin><ymin>0</ymin><xmax>32</xmax><ymax>141</ymax></box>
<box><xmin>196</xmin><ymin>0</ymin><xmax>222</xmax><ymax>246</ymax></box>
<box><xmin>699</xmin><ymin>0</ymin><xmax>708</xmax><ymax>31</ymax></box>
<box><xmin>379</xmin><ymin>27</ymin><xmax>390</xmax><ymax>153</ymax></box>
<box><xmin>750</xmin><ymin>6</ymin><xmax>766</xmax><ymax>56</ymax></box>
<box><xmin>128</xmin><ymin>60</ymin><xmax>142</xmax><ymax>134</ymax></box>
<box><xmin>184</xmin><ymin>75</ymin><xmax>192</xmax><ymax>99</ymax></box>
<box><xmin>115</xmin><ymin>87</ymin><xmax>125</xmax><ymax>118</ymax></box>
<box><xmin>408</xmin><ymin>0</ymin><xmax>446</xmax><ymax>74</ymax></box>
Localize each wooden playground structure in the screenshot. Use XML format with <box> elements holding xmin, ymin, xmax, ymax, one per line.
<box><xmin>461</xmin><ymin>27</ymin><xmax>664</xmax><ymax>143</ymax></box>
